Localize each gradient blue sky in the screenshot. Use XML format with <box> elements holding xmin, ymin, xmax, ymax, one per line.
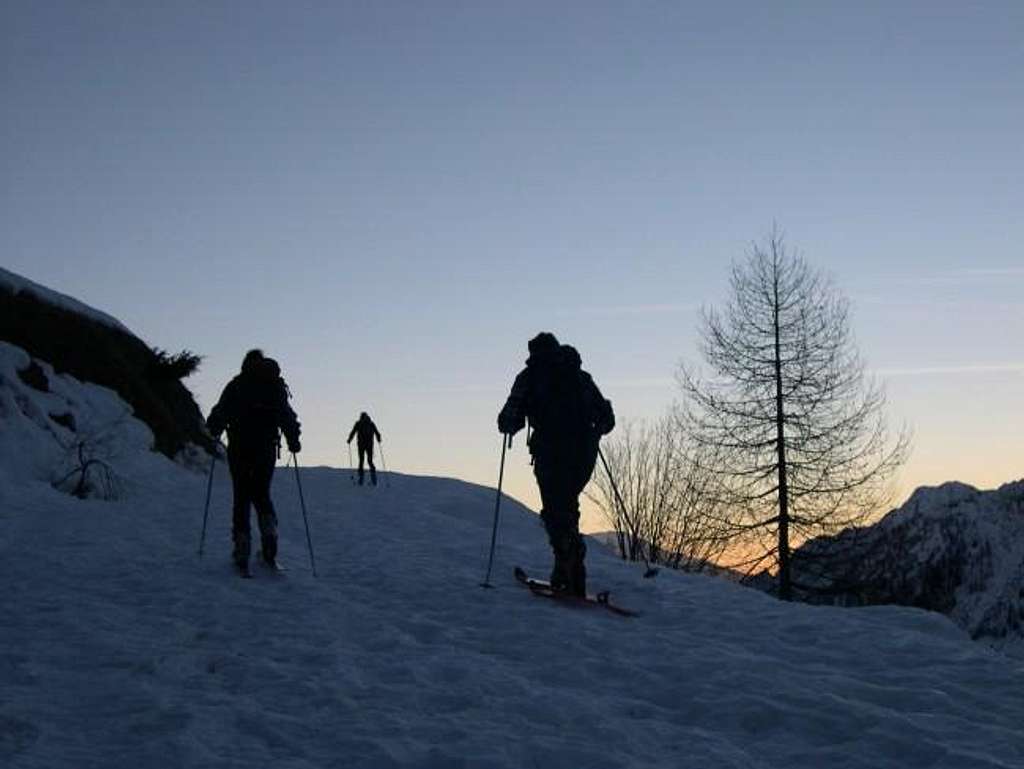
<box><xmin>3</xmin><ymin>1</ymin><xmax>1021</xmax><ymax>529</ymax></box>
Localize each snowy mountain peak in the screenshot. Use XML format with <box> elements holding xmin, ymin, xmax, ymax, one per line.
<box><xmin>901</xmin><ymin>481</ymin><xmax>981</xmax><ymax>516</ymax></box>
<box><xmin>790</xmin><ymin>477</ymin><xmax>1024</xmax><ymax>655</ymax></box>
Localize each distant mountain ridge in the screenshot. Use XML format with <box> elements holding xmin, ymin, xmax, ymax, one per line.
<box><xmin>779</xmin><ymin>480</ymin><xmax>1024</xmax><ymax>654</ymax></box>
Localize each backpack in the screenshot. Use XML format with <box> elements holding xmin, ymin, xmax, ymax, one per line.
<box><xmin>263</xmin><ymin>358</ymin><xmax>292</xmax><ymax>400</ymax></box>
<box><xmin>230</xmin><ymin>361</ymin><xmax>290</xmax><ymax>451</ymax></box>
<box><xmin>526</xmin><ymin>350</ymin><xmax>591</xmax><ymax>441</ymax></box>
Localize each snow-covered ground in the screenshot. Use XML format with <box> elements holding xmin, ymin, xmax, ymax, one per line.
<box><xmin>0</xmin><ymin>341</ymin><xmax>165</xmax><ymax>499</ymax></box>
<box><xmin>3</xmin><ymin>343</ymin><xmax>1024</xmax><ymax>768</ymax></box>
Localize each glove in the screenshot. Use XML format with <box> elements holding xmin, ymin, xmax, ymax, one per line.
<box><xmin>497</xmin><ymin>409</ymin><xmax>525</xmax><ymax>436</ymax></box>
<box><xmin>287</xmin><ymin>438</ymin><xmax>301</xmax><ymax>454</ymax></box>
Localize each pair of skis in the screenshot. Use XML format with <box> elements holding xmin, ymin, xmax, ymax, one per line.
<box><xmin>513</xmin><ymin>566</ymin><xmax>638</xmax><ymax>617</ymax></box>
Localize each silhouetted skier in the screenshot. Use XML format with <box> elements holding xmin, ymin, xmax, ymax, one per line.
<box><xmin>207</xmin><ymin>349</ymin><xmax>301</xmax><ymax>574</ymax></box>
<box><xmin>498</xmin><ymin>333</ymin><xmax>614</xmax><ymax>596</ymax></box>
<box><xmin>347</xmin><ymin>412</ymin><xmax>382</xmax><ymax>486</ymax></box>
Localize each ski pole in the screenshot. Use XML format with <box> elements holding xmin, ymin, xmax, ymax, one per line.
<box><xmin>292</xmin><ymin>453</ymin><xmax>318</xmax><ymax>577</ymax></box>
<box><xmin>198</xmin><ymin>452</ymin><xmax>217</xmax><ymax>558</ymax></box>
<box><xmin>377</xmin><ymin>437</ymin><xmax>389</xmax><ymax>487</ymax></box>
<box><xmin>347</xmin><ymin>442</ymin><xmax>355</xmax><ymax>484</ymax></box>
<box><xmin>481</xmin><ymin>433</ymin><xmax>512</xmax><ymax>588</ymax></box>
<box><xmin>597</xmin><ymin>447</ymin><xmax>659</xmax><ymax>579</ymax></box>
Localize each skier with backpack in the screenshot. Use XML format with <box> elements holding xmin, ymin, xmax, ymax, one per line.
<box><xmin>206</xmin><ymin>349</ymin><xmax>301</xmax><ymax>575</ymax></box>
<box><xmin>347</xmin><ymin>411</ymin><xmax>382</xmax><ymax>486</ymax></box>
<box><xmin>498</xmin><ymin>333</ymin><xmax>615</xmax><ymax>596</ymax></box>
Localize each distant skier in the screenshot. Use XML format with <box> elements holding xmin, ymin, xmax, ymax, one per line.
<box><xmin>206</xmin><ymin>349</ymin><xmax>301</xmax><ymax>575</ymax></box>
<box><xmin>498</xmin><ymin>333</ymin><xmax>614</xmax><ymax>596</ymax></box>
<box><xmin>347</xmin><ymin>411</ymin><xmax>382</xmax><ymax>486</ymax></box>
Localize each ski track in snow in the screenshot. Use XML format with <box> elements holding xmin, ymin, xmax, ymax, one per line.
<box><xmin>3</xmin><ymin>463</ymin><xmax>1024</xmax><ymax>769</ymax></box>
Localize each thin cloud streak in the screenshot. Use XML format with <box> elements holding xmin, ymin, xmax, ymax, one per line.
<box><xmin>856</xmin><ymin>295</ymin><xmax>1023</xmax><ymax>311</ymax></box>
<box><xmin>956</xmin><ymin>268</ymin><xmax>1024</xmax><ymax>277</ymax></box>
<box><xmin>373</xmin><ymin>381</ymin><xmax>499</xmax><ymax>396</ymax></box>
<box><xmin>604</xmin><ymin>377</ymin><xmax>675</xmax><ymax>390</ymax></box>
<box><xmin>875</xmin><ymin>363</ymin><xmax>1024</xmax><ymax>378</ymax></box>
<box><xmin>882</xmin><ymin>267</ymin><xmax>1024</xmax><ymax>289</ymax></box>
<box><xmin>555</xmin><ymin>302</ymin><xmax>700</xmax><ymax>318</ymax></box>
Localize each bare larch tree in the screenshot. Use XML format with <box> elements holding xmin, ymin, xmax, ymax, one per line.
<box><xmin>679</xmin><ymin>231</ymin><xmax>910</xmax><ymax>599</ymax></box>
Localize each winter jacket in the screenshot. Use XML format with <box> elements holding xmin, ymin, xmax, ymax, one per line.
<box><xmin>347</xmin><ymin>416</ymin><xmax>381</xmax><ymax>449</ymax></box>
<box><xmin>208</xmin><ymin>367</ymin><xmax>300</xmax><ymax>457</ymax></box>
<box><xmin>498</xmin><ymin>345</ymin><xmax>614</xmax><ymax>466</ymax></box>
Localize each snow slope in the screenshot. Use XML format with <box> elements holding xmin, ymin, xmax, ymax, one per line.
<box><xmin>3</xmin><ymin>345</ymin><xmax>1024</xmax><ymax>768</ymax></box>
<box><xmin>1</xmin><ymin>268</ymin><xmax>212</xmax><ymax>460</ymax></box>
<box><xmin>0</xmin><ymin>341</ymin><xmax>167</xmax><ymax>498</ymax></box>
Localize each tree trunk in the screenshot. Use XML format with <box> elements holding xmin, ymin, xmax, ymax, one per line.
<box><xmin>772</xmin><ymin>260</ymin><xmax>792</xmax><ymax>601</ymax></box>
